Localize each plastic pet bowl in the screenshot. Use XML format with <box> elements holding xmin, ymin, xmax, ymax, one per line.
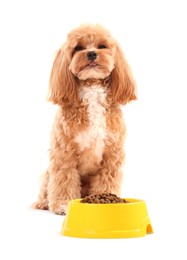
<box><xmin>61</xmin><ymin>198</ymin><xmax>153</xmax><ymax>238</ymax></box>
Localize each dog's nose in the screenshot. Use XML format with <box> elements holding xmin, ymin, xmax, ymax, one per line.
<box><xmin>87</xmin><ymin>51</ymin><xmax>97</xmax><ymax>61</ymax></box>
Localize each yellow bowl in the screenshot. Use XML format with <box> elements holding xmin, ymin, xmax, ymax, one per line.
<box><xmin>61</xmin><ymin>198</ymin><xmax>153</xmax><ymax>238</ymax></box>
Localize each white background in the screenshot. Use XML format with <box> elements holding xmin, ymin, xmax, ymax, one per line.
<box><xmin>0</xmin><ymin>0</ymin><xmax>187</xmax><ymax>259</ymax></box>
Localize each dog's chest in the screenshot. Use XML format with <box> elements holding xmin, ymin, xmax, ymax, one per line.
<box><xmin>75</xmin><ymin>86</ymin><xmax>107</xmax><ymax>158</ymax></box>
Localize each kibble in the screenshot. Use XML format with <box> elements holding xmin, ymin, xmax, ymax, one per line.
<box><xmin>81</xmin><ymin>193</ymin><xmax>128</xmax><ymax>204</ymax></box>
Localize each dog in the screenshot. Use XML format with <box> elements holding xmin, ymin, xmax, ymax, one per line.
<box><xmin>33</xmin><ymin>24</ymin><xmax>136</xmax><ymax>214</ymax></box>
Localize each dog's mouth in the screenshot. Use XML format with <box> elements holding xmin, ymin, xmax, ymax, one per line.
<box><xmin>75</xmin><ymin>60</ymin><xmax>109</xmax><ymax>80</ymax></box>
<box><xmin>83</xmin><ymin>61</ymin><xmax>100</xmax><ymax>69</ymax></box>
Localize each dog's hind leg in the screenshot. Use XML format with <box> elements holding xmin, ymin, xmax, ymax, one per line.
<box><xmin>32</xmin><ymin>171</ymin><xmax>49</xmax><ymax>210</ymax></box>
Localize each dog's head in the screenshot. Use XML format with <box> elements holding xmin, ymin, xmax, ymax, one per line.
<box><xmin>49</xmin><ymin>24</ymin><xmax>136</xmax><ymax>104</ymax></box>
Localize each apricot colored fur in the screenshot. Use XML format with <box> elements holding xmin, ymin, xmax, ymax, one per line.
<box><xmin>33</xmin><ymin>24</ymin><xmax>136</xmax><ymax>214</ymax></box>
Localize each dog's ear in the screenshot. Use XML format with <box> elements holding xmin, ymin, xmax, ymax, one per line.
<box><xmin>48</xmin><ymin>48</ymin><xmax>78</xmax><ymax>105</ymax></box>
<box><xmin>111</xmin><ymin>45</ymin><xmax>137</xmax><ymax>104</ymax></box>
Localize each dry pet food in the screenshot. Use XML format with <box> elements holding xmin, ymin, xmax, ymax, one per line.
<box><xmin>81</xmin><ymin>193</ymin><xmax>128</xmax><ymax>204</ymax></box>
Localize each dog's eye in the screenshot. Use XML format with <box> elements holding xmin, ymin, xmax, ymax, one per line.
<box><xmin>98</xmin><ymin>44</ymin><xmax>107</xmax><ymax>49</ymax></box>
<box><xmin>74</xmin><ymin>45</ymin><xmax>84</xmax><ymax>52</ymax></box>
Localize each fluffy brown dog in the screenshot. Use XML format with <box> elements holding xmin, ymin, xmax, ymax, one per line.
<box><xmin>33</xmin><ymin>24</ymin><xmax>136</xmax><ymax>214</ymax></box>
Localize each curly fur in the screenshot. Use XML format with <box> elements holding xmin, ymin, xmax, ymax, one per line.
<box><xmin>32</xmin><ymin>24</ymin><xmax>136</xmax><ymax>214</ymax></box>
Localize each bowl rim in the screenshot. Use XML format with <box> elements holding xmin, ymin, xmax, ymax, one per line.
<box><xmin>69</xmin><ymin>198</ymin><xmax>145</xmax><ymax>205</ymax></box>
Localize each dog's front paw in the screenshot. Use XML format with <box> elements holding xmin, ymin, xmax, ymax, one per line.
<box><xmin>49</xmin><ymin>201</ymin><xmax>68</xmax><ymax>215</ymax></box>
